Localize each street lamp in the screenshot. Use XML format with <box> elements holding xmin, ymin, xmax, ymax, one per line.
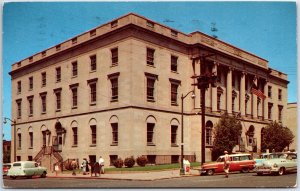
<box><xmin>180</xmin><ymin>90</ymin><xmax>195</xmax><ymax>175</ymax></box>
<box><xmin>3</xmin><ymin>117</ymin><xmax>16</xmax><ymax>162</ymax></box>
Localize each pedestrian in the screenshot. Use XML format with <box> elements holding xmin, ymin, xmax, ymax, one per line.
<box><xmin>223</xmin><ymin>151</ymin><xmax>230</xmax><ymax>178</ymax></box>
<box><xmin>71</xmin><ymin>159</ymin><xmax>77</xmax><ymax>176</ymax></box>
<box><xmin>99</xmin><ymin>156</ymin><xmax>105</xmax><ymax>174</ymax></box>
<box><xmin>89</xmin><ymin>160</ymin><xmax>94</xmax><ymax>177</ymax></box>
<box><xmin>81</xmin><ymin>158</ymin><xmax>87</xmax><ymax>175</ymax></box>
<box><xmin>94</xmin><ymin>162</ymin><xmax>100</xmax><ymax>177</ymax></box>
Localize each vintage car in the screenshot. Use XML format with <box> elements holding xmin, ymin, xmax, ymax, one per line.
<box><xmin>7</xmin><ymin>161</ymin><xmax>47</xmax><ymax>179</ymax></box>
<box><xmin>3</xmin><ymin>163</ymin><xmax>12</xmax><ymax>176</ymax></box>
<box><xmin>254</xmin><ymin>152</ymin><xmax>297</xmax><ymax>176</ymax></box>
<box><xmin>254</xmin><ymin>152</ymin><xmax>283</xmax><ymax>165</ymax></box>
<box><xmin>200</xmin><ymin>153</ymin><xmax>255</xmax><ymax>175</ymax></box>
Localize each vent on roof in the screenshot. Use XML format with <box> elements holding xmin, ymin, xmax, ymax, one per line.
<box><xmin>56</xmin><ymin>45</ymin><xmax>61</xmax><ymax>51</ymax></box>
<box><xmin>72</xmin><ymin>38</ymin><xmax>77</xmax><ymax>44</ymax></box>
<box><xmin>171</xmin><ymin>30</ymin><xmax>178</xmax><ymax>37</ymax></box>
<box><xmin>90</xmin><ymin>29</ymin><xmax>96</xmax><ymax>37</ymax></box>
<box><xmin>42</xmin><ymin>51</ymin><xmax>46</xmax><ymax>57</ymax></box>
<box><xmin>29</xmin><ymin>56</ymin><xmax>33</xmax><ymax>62</ymax></box>
<box><xmin>17</xmin><ymin>62</ymin><xmax>21</xmax><ymax>67</ymax></box>
<box><xmin>147</xmin><ymin>20</ymin><xmax>154</xmax><ymax>28</ymax></box>
<box><xmin>111</xmin><ymin>20</ymin><xmax>118</xmax><ymax>28</ymax></box>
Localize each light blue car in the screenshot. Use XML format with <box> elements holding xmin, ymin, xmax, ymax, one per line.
<box><xmin>254</xmin><ymin>152</ymin><xmax>283</xmax><ymax>165</ymax></box>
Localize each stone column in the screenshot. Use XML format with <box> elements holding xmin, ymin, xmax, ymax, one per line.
<box><xmin>226</xmin><ymin>68</ymin><xmax>232</xmax><ymax>114</ymax></box>
<box><xmin>263</xmin><ymin>80</ymin><xmax>268</xmax><ymax>120</ymax></box>
<box><xmin>240</xmin><ymin>72</ymin><xmax>246</xmax><ymax>116</ymax></box>
<box><xmin>211</xmin><ymin>63</ymin><xmax>218</xmax><ymax>112</ymax></box>
<box><xmin>252</xmin><ymin>76</ymin><xmax>258</xmax><ymax>119</ymax></box>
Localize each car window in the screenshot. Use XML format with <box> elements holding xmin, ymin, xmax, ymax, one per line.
<box><xmin>232</xmin><ymin>156</ymin><xmax>239</xmax><ymax>161</ymax></box>
<box><xmin>13</xmin><ymin>163</ymin><xmax>21</xmax><ymax>167</ymax></box>
<box><xmin>216</xmin><ymin>157</ymin><xmax>224</xmax><ymax>162</ymax></box>
<box><xmin>240</xmin><ymin>156</ymin><xmax>250</xmax><ymax>161</ymax></box>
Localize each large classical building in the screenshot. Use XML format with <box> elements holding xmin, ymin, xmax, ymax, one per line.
<box><xmin>9</xmin><ymin>13</ymin><xmax>289</xmax><ymax>170</ymax></box>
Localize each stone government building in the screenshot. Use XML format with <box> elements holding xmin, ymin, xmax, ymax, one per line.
<box><xmin>9</xmin><ymin>13</ymin><xmax>289</xmax><ymax>170</ymax></box>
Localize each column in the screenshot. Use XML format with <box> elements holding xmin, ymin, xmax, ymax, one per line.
<box><xmin>226</xmin><ymin>68</ymin><xmax>232</xmax><ymax>114</ymax></box>
<box><xmin>211</xmin><ymin>63</ymin><xmax>218</xmax><ymax>112</ymax></box>
<box><xmin>263</xmin><ymin>80</ymin><xmax>268</xmax><ymax>120</ymax></box>
<box><xmin>252</xmin><ymin>76</ymin><xmax>257</xmax><ymax>119</ymax></box>
<box><xmin>240</xmin><ymin>72</ymin><xmax>246</xmax><ymax>116</ymax></box>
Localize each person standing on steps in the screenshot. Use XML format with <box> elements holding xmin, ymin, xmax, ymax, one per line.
<box><xmin>99</xmin><ymin>156</ymin><xmax>105</xmax><ymax>174</ymax></box>
<box><xmin>223</xmin><ymin>151</ymin><xmax>231</xmax><ymax>178</ymax></box>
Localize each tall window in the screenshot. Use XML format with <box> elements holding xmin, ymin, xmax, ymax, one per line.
<box><xmin>232</xmin><ymin>73</ymin><xmax>235</xmax><ymax>88</ymax></box>
<box><xmin>171</xmin><ymin>56</ymin><xmax>178</xmax><ymax>72</ymax></box>
<box><xmin>29</xmin><ymin>132</ymin><xmax>33</xmax><ymax>148</ymax></box>
<box><xmin>87</xmin><ymin>78</ymin><xmax>98</xmax><ymax>105</ymax></box>
<box><xmin>278</xmin><ymin>89</ymin><xmax>282</xmax><ymax>101</ymax></box>
<box><xmin>29</xmin><ymin>77</ymin><xmax>33</xmax><ymax>90</ymax></box>
<box><xmin>41</xmin><ymin>72</ymin><xmax>46</xmax><ymax>87</ymax></box>
<box><xmin>146</xmin><ymin>48</ymin><xmax>155</xmax><ymax>66</ymax></box>
<box><xmin>171</xmin><ymin>125</ymin><xmax>178</xmax><ymax>145</ymax></box>
<box><xmin>278</xmin><ymin>105</ymin><xmax>283</xmax><ymax>122</ymax></box>
<box><xmin>18</xmin><ymin>133</ymin><xmax>21</xmax><ymax>149</ymax></box>
<box><xmin>90</xmin><ymin>125</ymin><xmax>96</xmax><ymax>145</ymax></box>
<box><xmin>55</xmin><ymin>91</ymin><xmax>61</xmax><ymax>111</ymax></box>
<box><xmin>90</xmin><ymin>55</ymin><xmax>97</xmax><ymax>71</ymax></box>
<box><xmin>56</xmin><ymin>67</ymin><xmax>61</xmax><ymax>82</ymax></box>
<box><xmin>40</xmin><ymin>93</ymin><xmax>47</xmax><ymax>114</ymax></box>
<box><xmin>206</xmin><ymin>121</ymin><xmax>213</xmax><ymax>146</ymax></box>
<box><xmin>232</xmin><ymin>97</ymin><xmax>235</xmax><ymax>112</ymax></box>
<box><xmin>170</xmin><ymin>79</ymin><xmax>180</xmax><ymax>105</ymax></box>
<box><xmin>111</xmin><ymin>123</ymin><xmax>118</xmax><ymax>145</ymax></box>
<box><xmin>147</xmin><ymin>78</ymin><xmax>155</xmax><ymax>101</ymax></box>
<box><xmin>111</xmin><ymin>48</ymin><xmax>118</xmax><ymax>65</ymax></box>
<box><xmin>147</xmin><ymin>123</ymin><xmax>155</xmax><ymax>145</ymax></box>
<box><xmin>111</xmin><ymin>78</ymin><xmax>118</xmax><ymax>101</ymax></box>
<box><xmin>268</xmin><ymin>86</ymin><xmax>272</xmax><ymax>98</ymax></box>
<box><xmin>16</xmin><ymin>100</ymin><xmax>22</xmax><ymax>119</ymax></box>
<box><xmin>42</xmin><ymin>131</ymin><xmax>46</xmax><ymax>146</ymax></box>
<box><xmin>72</xmin><ymin>61</ymin><xmax>78</xmax><ymax>77</ymax></box>
<box><xmin>217</xmin><ymin>93</ymin><xmax>221</xmax><ymax>110</ymax></box>
<box><xmin>17</xmin><ymin>81</ymin><xmax>21</xmax><ymax>94</ymax></box>
<box><xmin>72</xmin><ymin>127</ymin><xmax>78</xmax><ymax>146</ymax></box>
<box><xmin>72</xmin><ymin>87</ymin><xmax>78</xmax><ymax>108</ymax></box>
<box><xmin>268</xmin><ymin>103</ymin><xmax>273</xmax><ymax>120</ymax></box>
<box><xmin>28</xmin><ymin>96</ymin><xmax>33</xmax><ymax>116</ymax></box>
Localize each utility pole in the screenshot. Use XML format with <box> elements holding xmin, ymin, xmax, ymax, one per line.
<box><xmin>192</xmin><ymin>55</ymin><xmax>217</xmax><ymax>165</ymax></box>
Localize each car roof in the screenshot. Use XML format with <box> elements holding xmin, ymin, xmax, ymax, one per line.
<box><xmin>219</xmin><ymin>153</ymin><xmax>251</xmax><ymax>157</ymax></box>
<box><xmin>12</xmin><ymin>161</ymin><xmax>36</xmax><ymax>164</ymax></box>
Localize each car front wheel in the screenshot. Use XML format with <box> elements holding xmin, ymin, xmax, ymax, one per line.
<box><xmin>40</xmin><ymin>171</ymin><xmax>47</xmax><ymax>178</ymax></box>
<box><xmin>206</xmin><ymin>169</ymin><xmax>215</xmax><ymax>176</ymax></box>
<box><xmin>278</xmin><ymin>167</ymin><xmax>285</xmax><ymax>176</ymax></box>
<box><xmin>241</xmin><ymin>167</ymin><xmax>249</xmax><ymax>173</ymax></box>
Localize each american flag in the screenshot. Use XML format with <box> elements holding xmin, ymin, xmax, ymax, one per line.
<box><xmin>251</xmin><ymin>83</ymin><xmax>266</xmax><ymax>100</ymax></box>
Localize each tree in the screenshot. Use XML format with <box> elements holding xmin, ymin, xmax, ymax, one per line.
<box><xmin>261</xmin><ymin>121</ymin><xmax>294</xmax><ymax>152</ymax></box>
<box><xmin>211</xmin><ymin>113</ymin><xmax>242</xmax><ymax>161</ymax></box>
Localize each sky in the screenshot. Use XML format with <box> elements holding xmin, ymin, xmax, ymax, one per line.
<box><xmin>2</xmin><ymin>2</ymin><xmax>297</xmax><ymax>140</ymax></box>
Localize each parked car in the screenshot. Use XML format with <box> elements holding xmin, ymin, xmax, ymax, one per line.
<box><xmin>201</xmin><ymin>153</ymin><xmax>255</xmax><ymax>175</ymax></box>
<box><xmin>254</xmin><ymin>152</ymin><xmax>297</xmax><ymax>176</ymax></box>
<box><xmin>254</xmin><ymin>152</ymin><xmax>283</xmax><ymax>165</ymax></box>
<box><xmin>3</xmin><ymin>163</ymin><xmax>12</xmax><ymax>176</ymax></box>
<box><xmin>7</xmin><ymin>161</ymin><xmax>47</xmax><ymax>179</ymax></box>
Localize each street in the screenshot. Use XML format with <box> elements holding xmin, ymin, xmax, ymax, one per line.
<box><xmin>2</xmin><ymin>172</ymin><xmax>297</xmax><ymax>188</ymax></box>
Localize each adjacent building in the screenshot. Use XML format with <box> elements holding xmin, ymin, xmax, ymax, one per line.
<box><xmin>9</xmin><ymin>13</ymin><xmax>289</xmax><ymax>170</ymax></box>
<box><xmin>287</xmin><ymin>102</ymin><xmax>297</xmax><ymax>151</ymax></box>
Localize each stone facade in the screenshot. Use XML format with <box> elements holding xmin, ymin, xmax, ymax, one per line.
<box><xmin>287</xmin><ymin>103</ymin><xmax>297</xmax><ymax>151</ymax></box>
<box><xmin>9</xmin><ymin>13</ymin><xmax>289</xmax><ymax>167</ymax></box>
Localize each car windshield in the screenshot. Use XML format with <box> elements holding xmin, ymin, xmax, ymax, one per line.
<box><xmin>279</xmin><ymin>154</ymin><xmax>288</xmax><ymax>159</ymax></box>
<box><xmin>13</xmin><ymin>163</ymin><xmax>21</xmax><ymax>167</ymax></box>
<box><xmin>216</xmin><ymin>157</ymin><xmax>224</xmax><ymax>162</ymax></box>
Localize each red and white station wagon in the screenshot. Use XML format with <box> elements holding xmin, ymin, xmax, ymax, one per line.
<box><xmin>200</xmin><ymin>153</ymin><xmax>255</xmax><ymax>175</ymax></box>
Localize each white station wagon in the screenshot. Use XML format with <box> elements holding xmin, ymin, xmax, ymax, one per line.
<box><xmin>7</xmin><ymin>161</ymin><xmax>47</xmax><ymax>179</ymax></box>
<box><xmin>254</xmin><ymin>152</ymin><xmax>297</xmax><ymax>176</ymax></box>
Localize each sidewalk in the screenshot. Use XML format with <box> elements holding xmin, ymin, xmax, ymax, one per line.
<box><xmin>47</xmin><ymin>169</ymin><xmax>201</xmax><ymax>181</ymax></box>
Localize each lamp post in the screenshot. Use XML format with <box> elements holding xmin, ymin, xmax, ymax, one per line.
<box><xmin>3</xmin><ymin>117</ymin><xmax>16</xmax><ymax>162</ymax></box>
<box><xmin>180</xmin><ymin>90</ymin><xmax>195</xmax><ymax>175</ymax></box>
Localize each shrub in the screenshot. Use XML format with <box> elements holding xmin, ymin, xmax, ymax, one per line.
<box><xmin>113</xmin><ymin>158</ymin><xmax>124</xmax><ymax>168</ymax></box>
<box><xmin>136</xmin><ymin>156</ymin><xmax>148</xmax><ymax>167</ymax></box>
<box><xmin>124</xmin><ymin>156</ymin><xmax>135</xmax><ymax>168</ymax></box>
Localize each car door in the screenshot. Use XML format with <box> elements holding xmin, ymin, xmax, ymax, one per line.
<box><xmin>229</xmin><ymin>156</ymin><xmax>239</xmax><ymax>172</ymax></box>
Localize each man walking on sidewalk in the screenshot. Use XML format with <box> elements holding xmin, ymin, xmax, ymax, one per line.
<box><xmin>223</xmin><ymin>151</ymin><xmax>231</xmax><ymax>178</ymax></box>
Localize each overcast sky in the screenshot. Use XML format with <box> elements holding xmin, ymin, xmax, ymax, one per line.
<box><xmin>2</xmin><ymin>2</ymin><xmax>297</xmax><ymax>140</ymax></box>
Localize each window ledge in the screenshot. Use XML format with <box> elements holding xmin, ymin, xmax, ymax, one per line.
<box><xmin>205</xmin><ymin>145</ymin><xmax>213</xmax><ymax>148</ymax></box>
<box><xmin>90</xmin><ymin>70</ymin><xmax>96</xmax><ymax>73</ymax></box>
<box><xmin>28</xmin><ymin>147</ymin><xmax>33</xmax><ymax>149</ymax></box>
<box><xmin>111</xmin><ymin>64</ymin><xmax>118</xmax><ymax>67</ymax></box>
<box><xmin>147</xmin><ymin>143</ymin><xmax>156</xmax><ymax>146</ymax></box>
<box><xmin>41</xmin><ymin>112</ymin><xmax>46</xmax><ymax>115</ymax></box>
<box><xmin>90</xmin><ymin>144</ymin><xmax>97</xmax><ymax>147</ymax></box>
<box><xmin>29</xmin><ymin>88</ymin><xmax>33</xmax><ymax>91</ymax></box>
<box><xmin>171</xmin><ymin>71</ymin><xmax>179</xmax><ymax>74</ymax></box>
<box><xmin>147</xmin><ymin>99</ymin><xmax>155</xmax><ymax>102</ymax></box>
<box><xmin>56</xmin><ymin>80</ymin><xmax>61</xmax><ymax>83</ymax></box>
<box><xmin>72</xmin><ymin>145</ymin><xmax>78</xmax><ymax>148</ymax></box>
<box><xmin>171</xmin><ymin>103</ymin><xmax>178</xmax><ymax>106</ymax></box>
<box><xmin>110</xmin><ymin>99</ymin><xmax>118</xmax><ymax>102</ymax></box>
<box><xmin>90</xmin><ymin>102</ymin><xmax>96</xmax><ymax>106</ymax></box>
<box><xmin>28</xmin><ymin>114</ymin><xmax>33</xmax><ymax>117</ymax></box>
<box><xmin>72</xmin><ymin>106</ymin><xmax>78</xmax><ymax>109</ymax></box>
<box><xmin>146</xmin><ymin>64</ymin><xmax>155</xmax><ymax>68</ymax></box>
<box><xmin>110</xmin><ymin>143</ymin><xmax>118</xmax><ymax>146</ymax></box>
<box><xmin>171</xmin><ymin>144</ymin><xmax>179</xmax><ymax>147</ymax></box>
<box><xmin>56</xmin><ymin>109</ymin><xmax>61</xmax><ymax>112</ymax></box>
<box><xmin>72</xmin><ymin>75</ymin><xmax>78</xmax><ymax>78</ymax></box>
<box><xmin>17</xmin><ymin>147</ymin><xmax>21</xmax><ymax>150</ymax></box>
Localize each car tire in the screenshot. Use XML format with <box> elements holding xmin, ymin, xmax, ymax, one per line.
<box><xmin>206</xmin><ymin>169</ymin><xmax>214</xmax><ymax>176</ymax></box>
<box><xmin>257</xmin><ymin>172</ymin><xmax>263</xmax><ymax>176</ymax></box>
<box><xmin>241</xmin><ymin>167</ymin><xmax>249</xmax><ymax>173</ymax></box>
<box><xmin>41</xmin><ymin>171</ymin><xmax>47</xmax><ymax>178</ymax></box>
<box><xmin>278</xmin><ymin>167</ymin><xmax>285</xmax><ymax>176</ymax></box>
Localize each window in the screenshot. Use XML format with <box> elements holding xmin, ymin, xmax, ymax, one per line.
<box><xmin>278</xmin><ymin>89</ymin><xmax>282</xmax><ymax>101</ymax></box>
<box><xmin>29</xmin><ymin>132</ymin><xmax>33</xmax><ymax>148</ymax></box>
<box><xmin>90</xmin><ymin>55</ymin><xmax>97</xmax><ymax>71</ymax></box>
<box><xmin>55</xmin><ymin>91</ymin><xmax>61</xmax><ymax>111</ymax></box>
<box><xmin>28</xmin><ymin>156</ymin><xmax>33</xmax><ymax>161</ymax></box>
<box><xmin>109</xmin><ymin>155</ymin><xmax>118</xmax><ymax>166</ymax></box>
<box><xmin>56</xmin><ymin>67</ymin><xmax>61</xmax><ymax>82</ymax></box>
<box><xmin>111</xmin><ymin>78</ymin><xmax>118</xmax><ymax>101</ymax></box>
<box><xmin>171</xmin><ymin>125</ymin><xmax>178</xmax><ymax>145</ymax></box>
<box><xmin>72</xmin><ymin>61</ymin><xmax>78</xmax><ymax>77</ymax></box>
<box><xmin>111</xmin><ymin>48</ymin><xmax>118</xmax><ymax>65</ymax></box>
<box><xmin>232</xmin><ymin>96</ymin><xmax>235</xmax><ymax>112</ymax></box>
<box><xmin>90</xmin><ymin>29</ymin><xmax>96</xmax><ymax>37</ymax></box>
<box><xmin>72</xmin><ymin>127</ymin><xmax>78</xmax><ymax>146</ymax></box>
<box><xmin>278</xmin><ymin>105</ymin><xmax>283</xmax><ymax>121</ymax></box>
<box><xmin>18</xmin><ymin>133</ymin><xmax>21</xmax><ymax>149</ymax></box>
<box><xmin>27</xmin><ymin>96</ymin><xmax>33</xmax><ymax>116</ymax></box>
<box><xmin>171</xmin><ymin>83</ymin><xmax>179</xmax><ymax>105</ymax></box>
<box><xmin>171</xmin><ymin>56</ymin><xmax>178</xmax><ymax>72</ymax></box>
<box><xmin>41</xmin><ymin>72</ymin><xmax>46</xmax><ymax>87</ymax></box>
<box><xmin>147</xmin><ymin>123</ymin><xmax>155</xmax><ymax>145</ymax></box>
<box><xmin>87</xmin><ymin>78</ymin><xmax>97</xmax><ymax>105</ymax></box>
<box><xmin>42</xmin><ymin>131</ymin><xmax>46</xmax><ymax>146</ymax></box>
<box><xmin>171</xmin><ymin>155</ymin><xmax>179</xmax><ymax>164</ymax></box>
<box><xmin>268</xmin><ymin>103</ymin><xmax>273</xmax><ymax>120</ymax></box>
<box><xmin>90</xmin><ymin>125</ymin><xmax>96</xmax><ymax>145</ymax></box>
<box><xmin>147</xmin><ymin>155</ymin><xmax>156</xmax><ymax>164</ymax></box>
<box><xmin>17</xmin><ymin>81</ymin><xmax>21</xmax><ymax>94</ymax></box>
<box><xmin>217</xmin><ymin>93</ymin><xmax>221</xmax><ymax>111</ymax></box>
<box><xmin>147</xmin><ymin>48</ymin><xmax>155</xmax><ymax>66</ymax></box>
<box><xmin>268</xmin><ymin>86</ymin><xmax>272</xmax><ymax>98</ymax></box>
<box><xmin>147</xmin><ymin>78</ymin><xmax>155</xmax><ymax>101</ymax></box>
<box><xmin>71</xmin><ymin>87</ymin><xmax>78</xmax><ymax>108</ymax></box>
<box><xmin>111</xmin><ymin>123</ymin><xmax>118</xmax><ymax>145</ymax></box>
<box><xmin>206</xmin><ymin>128</ymin><xmax>212</xmax><ymax>145</ymax></box>
<box><xmin>29</xmin><ymin>77</ymin><xmax>33</xmax><ymax>90</ymax></box>
<box><xmin>40</xmin><ymin>93</ymin><xmax>47</xmax><ymax>114</ymax></box>
<box><xmin>16</xmin><ymin>99</ymin><xmax>22</xmax><ymax>119</ymax></box>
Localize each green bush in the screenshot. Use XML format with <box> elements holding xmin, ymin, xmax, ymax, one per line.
<box><xmin>124</xmin><ymin>156</ymin><xmax>135</xmax><ymax>168</ymax></box>
<box><xmin>136</xmin><ymin>156</ymin><xmax>148</xmax><ymax>167</ymax></box>
<box><xmin>113</xmin><ymin>158</ymin><xmax>124</xmax><ymax>168</ymax></box>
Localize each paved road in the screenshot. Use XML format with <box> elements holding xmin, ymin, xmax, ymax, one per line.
<box><xmin>2</xmin><ymin>172</ymin><xmax>297</xmax><ymax>188</ymax></box>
